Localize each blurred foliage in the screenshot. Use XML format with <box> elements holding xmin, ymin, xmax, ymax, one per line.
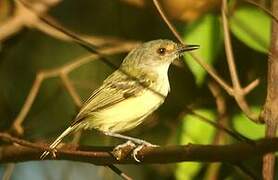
<box><xmin>229</xmin><ymin>5</ymin><xmax>271</xmax><ymax>53</ymax></box>
<box><xmin>232</xmin><ymin>106</ymin><xmax>265</xmax><ymax>139</ymax></box>
<box><xmin>176</xmin><ymin>109</ymin><xmax>216</xmax><ymax>180</ymax></box>
<box><xmin>183</xmin><ymin>14</ymin><xmax>223</xmax><ymax>85</ymax></box>
<box><xmin>0</xmin><ymin>0</ymin><xmax>272</xmax><ymax>179</ymax></box>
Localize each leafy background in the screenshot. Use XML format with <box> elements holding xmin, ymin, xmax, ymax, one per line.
<box><xmin>0</xmin><ymin>0</ymin><xmax>272</xmax><ymax>179</ymax></box>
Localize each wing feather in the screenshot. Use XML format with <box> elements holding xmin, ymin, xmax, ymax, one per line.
<box><xmin>72</xmin><ymin>70</ymin><xmax>148</xmax><ymax>125</ymax></box>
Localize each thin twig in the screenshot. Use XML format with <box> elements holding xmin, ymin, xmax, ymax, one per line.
<box><xmin>107</xmin><ymin>165</ymin><xmax>133</xmax><ymax>180</ymax></box>
<box><xmin>0</xmin><ymin>15</ymin><xmax>23</xmax><ymax>41</ymax></box>
<box><xmin>208</xmin><ymin>80</ymin><xmax>229</xmax><ymax>145</ymax></box>
<box><xmin>152</xmin><ymin>0</ymin><xmax>183</xmax><ymax>43</ymax></box>
<box><xmin>185</xmin><ymin>108</ymin><xmax>253</xmax><ymax>144</ymax></box>
<box><xmin>234</xmin><ymin>162</ymin><xmax>260</xmax><ymax>180</ymax></box>
<box><xmin>205</xmin><ymin>81</ymin><xmax>228</xmax><ymax>180</ymax></box>
<box><xmin>0</xmin><ymin>0</ymin><xmax>61</xmax><ymax>41</ymax></box>
<box><xmin>243</xmin><ymin>79</ymin><xmax>260</xmax><ymax>95</ymax></box>
<box><xmin>12</xmin><ymin>73</ymin><xmax>43</xmax><ymax>135</ymax></box>
<box><xmin>34</xmin><ymin>18</ymin><xmax>138</xmax><ymax>47</ymax></box>
<box><xmin>221</xmin><ymin>0</ymin><xmax>259</xmax><ymax>121</ymax></box>
<box><xmin>193</xmin><ymin>53</ymin><xmax>235</xmax><ymax>94</ymax></box>
<box><xmin>59</xmin><ymin>73</ymin><xmax>82</xmax><ymax>107</ymax></box>
<box><xmin>222</xmin><ymin>1</ymin><xmax>241</xmax><ymax>89</ymax></box>
<box><xmin>2</xmin><ymin>164</ymin><xmax>15</xmax><ymax>180</ymax></box>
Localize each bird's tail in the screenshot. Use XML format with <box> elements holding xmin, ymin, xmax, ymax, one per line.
<box><xmin>40</xmin><ymin>126</ymin><xmax>75</xmax><ymax>159</ymax></box>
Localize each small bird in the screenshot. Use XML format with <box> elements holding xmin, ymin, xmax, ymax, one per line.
<box><xmin>41</xmin><ymin>39</ymin><xmax>199</xmax><ymax>159</ymax></box>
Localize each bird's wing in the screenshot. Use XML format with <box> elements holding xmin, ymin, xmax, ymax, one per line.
<box><xmin>72</xmin><ymin>70</ymin><xmax>151</xmax><ymax>125</ymax></box>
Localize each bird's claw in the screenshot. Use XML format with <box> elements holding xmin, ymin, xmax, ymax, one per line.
<box><xmin>51</xmin><ymin>148</ymin><xmax>57</xmax><ymax>158</ymax></box>
<box><xmin>132</xmin><ymin>142</ymin><xmax>159</xmax><ymax>162</ymax></box>
<box><xmin>112</xmin><ymin>141</ymin><xmax>136</xmax><ymax>160</ymax></box>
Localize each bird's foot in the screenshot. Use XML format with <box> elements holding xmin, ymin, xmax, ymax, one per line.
<box><xmin>112</xmin><ymin>140</ymin><xmax>137</xmax><ymax>160</ymax></box>
<box><xmin>112</xmin><ymin>140</ymin><xmax>159</xmax><ymax>162</ymax></box>
<box><xmin>132</xmin><ymin>142</ymin><xmax>159</xmax><ymax>162</ymax></box>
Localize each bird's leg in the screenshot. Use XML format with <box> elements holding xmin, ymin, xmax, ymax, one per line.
<box><xmin>103</xmin><ymin>131</ymin><xmax>159</xmax><ymax>162</ymax></box>
<box><xmin>103</xmin><ymin>131</ymin><xmax>156</xmax><ymax>145</ymax></box>
<box><xmin>40</xmin><ymin>148</ymin><xmax>57</xmax><ymax>159</ymax></box>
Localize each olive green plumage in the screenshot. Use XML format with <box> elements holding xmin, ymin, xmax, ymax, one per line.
<box><xmin>41</xmin><ymin>39</ymin><xmax>199</xmax><ymax>159</ymax></box>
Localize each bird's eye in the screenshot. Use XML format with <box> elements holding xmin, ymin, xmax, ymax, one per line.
<box><xmin>157</xmin><ymin>47</ymin><xmax>166</xmax><ymax>56</ymax></box>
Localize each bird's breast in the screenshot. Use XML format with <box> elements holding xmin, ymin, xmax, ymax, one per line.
<box><xmin>86</xmin><ymin>76</ymin><xmax>170</xmax><ymax>133</ymax></box>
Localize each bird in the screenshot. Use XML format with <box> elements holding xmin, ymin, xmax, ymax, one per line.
<box><xmin>40</xmin><ymin>39</ymin><xmax>199</xmax><ymax>159</ymax></box>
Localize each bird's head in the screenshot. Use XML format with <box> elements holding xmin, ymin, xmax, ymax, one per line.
<box><xmin>121</xmin><ymin>39</ymin><xmax>199</xmax><ymax>73</ymax></box>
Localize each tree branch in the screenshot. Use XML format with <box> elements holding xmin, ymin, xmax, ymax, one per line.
<box><xmin>261</xmin><ymin>0</ymin><xmax>278</xmax><ymax>179</ymax></box>
<box><xmin>1</xmin><ymin>132</ymin><xmax>278</xmax><ymax>165</ymax></box>
<box><xmin>221</xmin><ymin>0</ymin><xmax>259</xmax><ymax>121</ymax></box>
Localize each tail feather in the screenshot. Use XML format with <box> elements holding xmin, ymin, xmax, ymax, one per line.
<box><xmin>40</xmin><ymin>126</ymin><xmax>75</xmax><ymax>159</ymax></box>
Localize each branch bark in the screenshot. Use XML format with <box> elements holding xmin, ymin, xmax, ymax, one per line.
<box><xmin>261</xmin><ymin>0</ymin><xmax>278</xmax><ymax>180</ymax></box>
<box><xmin>1</xmin><ymin>133</ymin><xmax>278</xmax><ymax>166</ymax></box>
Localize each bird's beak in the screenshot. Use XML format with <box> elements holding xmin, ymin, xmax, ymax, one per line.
<box><xmin>173</xmin><ymin>44</ymin><xmax>199</xmax><ymax>67</ymax></box>
<box><xmin>177</xmin><ymin>44</ymin><xmax>200</xmax><ymax>53</ymax></box>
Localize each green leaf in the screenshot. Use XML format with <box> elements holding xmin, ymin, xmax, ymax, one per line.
<box><xmin>232</xmin><ymin>107</ymin><xmax>265</xmax><ymax>139</ymax></box>
<box><xmin>183</xmin><ymin>14</ymin><xmax>222</xmax><ymax>85</ymax></box>
<box><xmin>175</xmin><ymin>109</ymin><xmax>216</xmax><ymax>180</ymax></box>
<box><xmin>229</xmin><ymin>6</ymin><xmax>271</xmax><ymax>53</ymax></box>
<box><xmin>178</xmin><ymin>109</ymin><xmax>216</xmax><ymax>144</ymax></box>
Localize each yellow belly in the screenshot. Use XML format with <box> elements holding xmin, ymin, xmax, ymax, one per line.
<box><xmin>82</xmin><ymin>89</ymin><xmax>166</xmax><ymax>133</ymax></box>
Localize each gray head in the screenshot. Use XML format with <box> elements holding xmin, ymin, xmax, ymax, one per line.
<box><xmin>121</xmin><ymin>39</ymin><xmax>199</xmax><ymax>72</ymax></box>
